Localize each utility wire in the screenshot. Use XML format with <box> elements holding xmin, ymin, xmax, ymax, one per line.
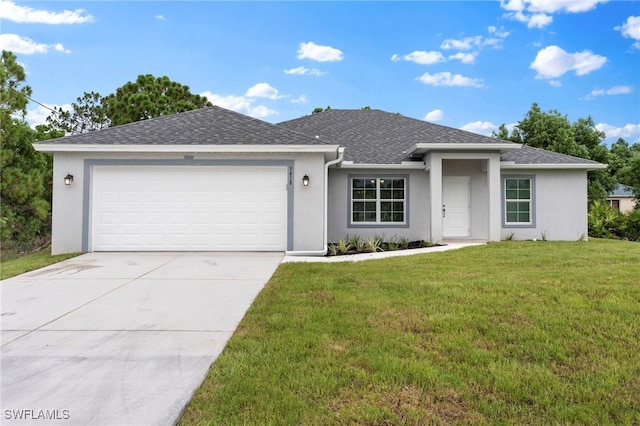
<box><xmin>7</xmin><ymin>86</ymin><xmax>58</xmax><ymax>114</ymax></box>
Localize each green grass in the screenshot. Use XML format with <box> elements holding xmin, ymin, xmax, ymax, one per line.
<box><xmin>0</xmin><ymin>247</ymin><xmax>80</xmax><ymax>280</ymax></box>
<box><xmin>180</xmin><ymin>239</ymin><xmax>640</xmax><ymax>425</ymax></box>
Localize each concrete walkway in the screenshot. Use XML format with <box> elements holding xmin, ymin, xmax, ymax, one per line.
<box><xmin>0</xmin><ymin>252</ymin><xmax>282</xmax><ymax>426</ymax></box>
<box><xmin>282</xmin><ymin>241</ymin><xmax>487</xmax><ymax>263</ymax></box>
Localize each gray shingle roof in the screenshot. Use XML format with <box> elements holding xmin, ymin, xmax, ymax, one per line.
<box><xmin>500</xmin><ymin>144</ymin><xmax>603</xmax><ymax>165</ymax></box>
<box><xmin>278</xmin><ymin>109</ymin><xmax>603</xmax><ymax>167</ymax></box>
<box><xmin>278</xmin><ymin>109</ymin><xmax>516</xmax><ymax>164</ymax></box>
<box><xmin>35</xmin><ymin>106</ymin><xmax>330</xmax><ymax>146</ymax></box>
<box><xmin>610</xmin><ymin>184</ymin><xmax>634</xmax><ymax>197</ymax></box>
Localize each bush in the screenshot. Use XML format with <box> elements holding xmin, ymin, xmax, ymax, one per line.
<box><xmin>588</xmin><ymin>201</ymin><xmax>640</xmax><ymax>241</ymax></box>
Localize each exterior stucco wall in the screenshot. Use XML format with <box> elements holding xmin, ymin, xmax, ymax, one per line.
<box><xmin>327</xmin><ymin>168</ymin><xmax>430</xmax><ymax>243</ymax></box>
<box><xmin>607</xmin><ymin>196</ymin><xmax>636</xmax><ymax>213</ymax></box>
<box><xmin>500</xmin><ymin>169</ymin><xmax>588</xmax><ymax>241</ymax></box>
<box><xmin>50</xmin><ymin>151</ymin><xmax>326</xmax><ymax>254</ymax></box>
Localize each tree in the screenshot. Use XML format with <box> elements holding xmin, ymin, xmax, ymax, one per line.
<box><xmin>312</xmin><ymin>106</ymin><xmax>332</xmax><ymax>114</ymax></box>
<box><xmin>47</xmin><ymin>91</ymin><xmax>110</xmax><ymax>135</ymax></box>
<box><xmin>1</xmin><ymin>50</ymin><xmax>51</xmax><ymax>253</ymax></box>
<box><xmin>496</xmin><ymin>103</ymin><xmax>614</xmax><ymax>203</ymax></box>
<box><xmin>103</xmin><ymin>74</ymin><xmax>212</xmax><ymax>126</ymax></box>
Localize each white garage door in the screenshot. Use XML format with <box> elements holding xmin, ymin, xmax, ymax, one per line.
<box><xmin>92</xmin><ymin>166</ymin><xmax>288</xmax><ymax>251</ymax></box>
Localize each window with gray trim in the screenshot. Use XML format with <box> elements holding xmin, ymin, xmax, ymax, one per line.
<box><xmin>351</xmin><ymin>177</ymin><xmax>405</xmax><ymax>224</ymax></box>
<box><xmin>504</xmin><ymin>177</ymin><xmax>532</xmax><ymax>225</ymax></box>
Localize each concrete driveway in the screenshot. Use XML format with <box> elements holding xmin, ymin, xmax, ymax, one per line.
<box><xmin>1</xmin><ymin>252</ymin><xmax>283</xmax><ymax>426</ymax></box>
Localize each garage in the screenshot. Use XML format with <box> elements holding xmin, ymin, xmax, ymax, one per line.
<box><xmin>91</xmin><ymin>166</ymin><xmax>288</xmax><ymax>251</ymax></box>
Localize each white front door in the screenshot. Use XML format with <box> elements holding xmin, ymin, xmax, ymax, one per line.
<box><xmin>443</xmin><ymin>176</ymin><xmax>470</xmax><ymax>238</ymax></box>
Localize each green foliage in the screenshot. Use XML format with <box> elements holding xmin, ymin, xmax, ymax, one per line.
<box><xmin>496</xmin><ymin>103</ymin><xmax>618</xmax><ymax>203</ymax></box>
<box><xmin>366</xmin><ymin>235</ymin><xmax>384</xmax><ymax>252</ymax></box>
<box><xmin>47</xmin><ymin>91</ymin><xmax>110</xmax><ymax>134</ymax></box>
<box><xmin>1</xmin><ymin>51</ymin><xmax>51</xmax><ymax>252</ymax></box>
<box><xmin>103</xmin><ymin>74</ymin><xmax>212</xmax><ymax>126</ymax></box>
<box><xmin>312</xmin><ymin>106</ymin><xmax>331</xmax><ymax>114</ymax></box>
<box><xmin>588</xmin><ymin>201</ymin><xmax>639</xmax><ymax>241</ymax></box>
<box><xmin>1</xmin><ymin>50</ymin><xmax>31</xmax><ymax>116</ymax></box>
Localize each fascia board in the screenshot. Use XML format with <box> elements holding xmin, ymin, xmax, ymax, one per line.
<box><xmin>407</xmin><ymin>143</ymin><xmax>522</xmax><ymax>155</ymax></box>
<box><xmin>33</xmin><ymin>144</ymin><xmax>341</xmax><ymax>154</ymax></box>
<box><xmin>500</xmin><ymin>163</ymin><xmax>608</xmax><ymax>170</ymax></box>
<box><xmin>338</xmin><ymin>162</ymin><xmax>425</xmax><ymax>170</ymax></box>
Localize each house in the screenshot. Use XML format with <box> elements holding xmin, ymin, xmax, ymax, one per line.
<box><xmin>34</xmin><ymin>106</ymin><xmax>606</xmax><ymax>255</ymax></box>
<box><xmin>607</xmin><ymin>184</ymin><xmax>636</xmax><ymax>213</ymax></box>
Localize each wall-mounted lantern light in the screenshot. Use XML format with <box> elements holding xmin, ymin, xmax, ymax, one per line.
<box><xmin>64</xmin><ymin>174</ymin><xmax>74</xmax><ymax>186</ymax></box>
<box><xmin>302</xmin><ymin>175</ymin><xmax>310</xmax><ymax>187</ymax></box>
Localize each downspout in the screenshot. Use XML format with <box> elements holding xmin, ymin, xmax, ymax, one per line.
<box><xmin>287</xmin><ymin>146</ymin><xmax>345</xmax><ymax>256</ymax></box>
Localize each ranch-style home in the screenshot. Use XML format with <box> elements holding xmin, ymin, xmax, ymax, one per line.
<box><xmin>34</xmin><ymin>106</ymin><xmax>606</xmax><ymax>255</ymax></box>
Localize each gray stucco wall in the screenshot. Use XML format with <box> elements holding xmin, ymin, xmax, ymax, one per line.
<box><xmin>50</xmin><ymin>151</ymin><xmax>326</xmax><ymax>254</ymax></box>
<box><xmin>500</xmin><ymin>169</ymin><xmax>589</xmax><ymax>241</ymax></box>
<box><xmin>327</xmin><ymin>168</ymin><xmax>430</xmax><ymax>243</ymax></box>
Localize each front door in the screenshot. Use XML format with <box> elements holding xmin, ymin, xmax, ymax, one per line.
<box><xmin>443</xmin><ymin>176</ymin><xmax>470</xmax><ymax>237</ymax></box>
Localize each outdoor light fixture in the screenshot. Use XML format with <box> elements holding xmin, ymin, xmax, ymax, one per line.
<box><xmin>64</xmin><ymin>174</ymin><xmax>74</xmax><ymax>186</ymax></box>
<box><xmin>302</xmin><ymin>175</ymin><xmax>310</xmax><ymax>186</ymax></box>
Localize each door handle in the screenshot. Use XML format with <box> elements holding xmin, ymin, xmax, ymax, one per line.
<box><xmin>442</xmin><ymin>204</ymin><xmax>446</xmax><ymax>218</ymax></box>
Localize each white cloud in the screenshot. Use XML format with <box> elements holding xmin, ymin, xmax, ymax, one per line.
<box><xmin>424</xmin><ymin>109</ymin><xmax>444</xmax><ymax>122</ymax></box>
<box><xmin>156</xmin><ymin>15</ymin><xmax>165</xmax><ymax>21</ymax></box>
<box><xmin>501</xmin><ymin>0</ymin><xmax>606</xmax><ymax>28</ymax></box>
<box><xmin>530</xmin><ymin>45</ymin><xmax>606</xmax><ymax>79</ymax></box>
<box><xmin>291</xmin><ymin>94</ymin><xmax>308</xmax><ymax>104</ymax></box>
<box><xmin>201</xmin><ymin>91</ymin><xmax>278</xmax><ymax>119</ymax></box>
<box><xmin>461</xmin><ymin>121</ymin><xmax>499</xmax><ymax>136</ymax></box>
<box><xmin>0</xmin><ymin>0</ymin><xmax>93</xmax><ymax>24</ymax></box>
<box><xmin>0</xmin><ymin>33</ymin><xmax>70</xmax><ymax>54</ymax></box>
<box><xmin>441</xmin><ymin>36</ymin><xmax>482</xmax><ymax>51</ymax></box>
<box><xmin>391</xmin><ymin>50</ymin><xmax>445</xmax><ymax>65</ymax></box>
<box><xmin>417</xmin><ymin>72</ymin><xmax>484</xmax><ymax>88</ymax></box>
<box><xmin>525</xmin><ymin>0</ymin><xmax>606</xmax><ymax>14</ymax></box>
<box><xmin>245</xmin><ymin>83</ymin><xmax>285</xmax><ymax>100</ymax></box>
<box><xmin>297</xmin><ymin>41</ymin><xmax>343</xmax><ymax>62</ymax></box>
<box><xmin>596</xmin><ymin>123</ymin><xmax>640</xmax><ymax>142</ymax></box>
<box><xmin>527</xmin><ymin>13</ymin><xmax>554</xmax><ymax>29</ymax></box>
<box><xmin>615</xmin><ymin>16</ymin><xmax>640</xmax><ymax>49</ymax></box>
<box><xmin>284</xmin><ymin>66</ymin><xmax>324</xmax><ymax>76</ymax></box>
<box><xmin>549</xmin><ymin>80</ymin><xmax>562</xmax><ymax>87</ymax></box>
<box><xmin>586</xmin><ymin>85</ymin><xmax>633</xmax><ymax>99</ymax></box>
<box><xmin>449</xmin><ymin>52</ymin><xmax>476</xmax><ymax>64</ymax></box>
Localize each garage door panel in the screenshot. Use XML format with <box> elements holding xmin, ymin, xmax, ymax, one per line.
<box><xmin>92</xmin><ymin>166</ymin><xmax>287</xmax><ymax>251</ymax></box>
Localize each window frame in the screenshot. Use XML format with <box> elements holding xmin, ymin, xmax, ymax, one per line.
<box><xmin>502</xmin><ymin>175</ymin><xmax>536</xmax><ymax>228</ymax></box>
<box><xmin>348</xmin><ymin>174</ymin><xmax>409</xmax><ymax>228</ymax></box>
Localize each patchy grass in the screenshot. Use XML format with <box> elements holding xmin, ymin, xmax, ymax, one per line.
<box><xmin>0</xmin><ymin>247</ymin><xmax>80</xmax><ymax>280</ymax></box>
<box><xmin>180</xmin><ymin>240</ymin><xmax>640</xmax><ymax>425</ymax></box>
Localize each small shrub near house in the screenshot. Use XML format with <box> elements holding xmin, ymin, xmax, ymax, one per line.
<box><xmin>327</xmin><ymin>235</ymin><xmax>436</xmax><ymax>256</ymax></box>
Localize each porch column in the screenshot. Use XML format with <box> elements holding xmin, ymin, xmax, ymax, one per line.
<box><xmin>487</xmin><ymin>154</ymin><xmax>502</xmax><ymax>241</ymax></box>
<box><xmin>427</xmin><ymin>153</ymin><xmax>443</xmax><ymax>243</ymax></box>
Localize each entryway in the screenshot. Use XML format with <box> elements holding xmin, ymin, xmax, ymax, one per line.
<box><xmin>442</xmin><ymin>176</ymin><xmax>470</xmax><ymax>238</ymax></box>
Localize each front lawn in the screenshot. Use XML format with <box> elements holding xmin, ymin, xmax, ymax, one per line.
<box><xmin>180</xmin><ymin>240</ymin><xmax>640</xmax><ymax>425</ymax></box>
<box><xmin>0</xmin><ymin>247</ymin><xmax>80</xmax><ymax>280</ymax></box>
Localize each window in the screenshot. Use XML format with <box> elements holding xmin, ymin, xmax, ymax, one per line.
<box><xmin>610</xmin><ymin>199</ymin><xmax>620</xmax><ymax>211</ymax></box>
<box><xmin>504</xmin><ymin>177</ymin><xmax>533</xmax><ymax>225</ymax></box>
<box><xmin>351</xmin><ymin>177</ymin><xmax>406</xmax><ymax>224</ymax></box>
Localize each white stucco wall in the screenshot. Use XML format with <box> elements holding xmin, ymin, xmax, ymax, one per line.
<box><xmin>49</xmin><ymin>151</ymin><xmax>327</xmax><ymax>254</ymax></box>
<box><xmin>500</xmin><ymin>169</ymin><xmax>589</xmax><ymax>241</ymax></box>
<box><xmin>327</xmin><ymin>168</ymin><xmax>430</xmax><ymax>243</ymax></box>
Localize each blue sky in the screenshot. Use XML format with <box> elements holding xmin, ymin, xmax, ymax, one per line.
<box><xmin>2</xmin><ymin>0</ymin><xmax>639</xmax><ymax>145</ymax></box>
